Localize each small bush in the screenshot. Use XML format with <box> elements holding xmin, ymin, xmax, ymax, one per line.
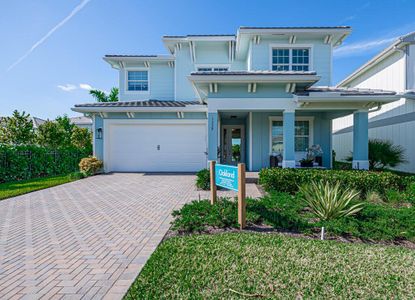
<box><xmin>259</xmin><ymin>168</ymin><xmax>410</xmax><ymax>196</ymax></box>
<box><xmin>79</xmin><ymin>157</ymin><xmax>103</xmax><ymax>177</ymax></box>
<box><xmin>322</xmin><ymin>203</ymin><xmax>415</xmax><ymax>241</ymax></box>
<box><xmin>195</xmin><ymin>169</ymin><xmax>210</xmax><ymax>190</ymax></box>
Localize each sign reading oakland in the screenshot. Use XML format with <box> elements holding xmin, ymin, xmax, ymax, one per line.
<box><xmin>215</xmin><ymin>164</ymin><xmax>238</xmax><ymax>191</ymax></box>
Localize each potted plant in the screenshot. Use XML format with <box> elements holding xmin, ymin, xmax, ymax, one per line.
<box><xmin>300</xmin><ymin>157</ymin><xmax>314</xmax><ymax>167</ymax></box>
<box><xmin>309</xmin><ymin>144</ymin><xmax>323</xmax><ymax>166</ymax></box>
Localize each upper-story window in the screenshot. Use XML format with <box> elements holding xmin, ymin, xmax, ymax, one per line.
<box><xmin>127</xmin><ymin>70</ymin><xmax>148</xmax><ymax>91</ymax></box>
<box><xmin>272</xmin><ymin>48</ymin><xmax>310</xmax><ymax>71</ymax></box>
<box><xmin>197</xmin><ymin>67</ymin><xmax>229</xmax><ymax>72</ymax></box>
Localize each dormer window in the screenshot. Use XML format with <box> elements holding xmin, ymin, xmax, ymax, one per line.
<box><xmin>272</xmin><ymin>47</ymin><xmax>310</xmax><ymax>71</ymax></box>
<box><xmin>127</xmin><ymin>70</ymin><xmax>149</xmax><ymax>91</ymax></box>
<box><xmin>197</xmin><ymin>67</ymin><xmax>229</xmax><ymax>72</ymax></box>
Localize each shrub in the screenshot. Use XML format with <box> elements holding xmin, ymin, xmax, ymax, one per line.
<box><xmin>259</xmin><ymin>168</ymin><xmax>409</xmax><ymax>196</ymax></box>
<box><xmin>0</xmin><ymin>145</ymin><xmax>90</xmax><ymax>183</ymax></box>
<box><xmin>0</xmin><ymin>110</ymin><xmax>35</xmax><ymax>145</ymax></box>
<box><xmin>79</xmin><ymin>157</ymin><xmax>103</xmax><ymax>177</ymax></box>
<box><xmin>195</xmin><ymin>169</ymin><xmax>210</xmax><ymax>190</ymax></box>
<box><xmin>322</xmin><ymin>203</ymin><xmax>415</xmax><ymax>241</ymax></box>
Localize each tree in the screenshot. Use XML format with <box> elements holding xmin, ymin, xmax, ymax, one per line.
<box><xmin>89</xmin><ymin>87</ymin><xmax>118</xmax><ymax>102</ymax></box>
<box><xmin>368</xmin><ymin>139</ymin><xmax>406</xmax><ymax>170</ymax></box>
<box><xmin>71</xmin><ymin>127</ymin><xmax>92</xmax><ymax>153</ymax></box>
<box><xmin>346</xmin><ymin>139</ymin><xmax>406</xmax><ymax>170</ymax></box>
<box><xmin>299</xmin><ymin>181</ymin><xmax>364</xmax><ymax>240</ymax></box>
<box><xmin>0</xmin><ymin>110</ymin><xmax>35</xmax><ymax>145</ymax></box>
<box><xmin>36</xmin><ymin>115</ymin><xmax>75</xmax><ymax>148</ymax></box>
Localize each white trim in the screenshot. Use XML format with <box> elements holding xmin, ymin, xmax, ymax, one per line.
<box><xmin>282</xmin><ymin>160</ymin><xmax>296</xmax><ymax>168</ymax></box>
<box><xmin>189</xmin><ymin>74</ymin><xmax>320</xmax><ymax>83</ymax></box>
<box><xmin>249</xmin><ymin>112</ymin><xmax>253</xmax><ymax>170</ymax></box>
<box><xmin>92</xmin><ymin>114</ymin><xmax>96</xmax><ymax>156</ymax></box>
<box><xmin>124</xmin><ymin>68</ymin><xmax>150</xmax><ymax>95</ymax></box>
<box><xmin>221</xmin><ymin>124</ymin><xmax>246</xmax><ymax>165</ymax></box>
<box><xmin>268</xmin><ymin>116</ymin><xmax>314</xmax><ymax>155</ymax></box>
<box><xmin>269</xmin><ymin>43</ymin><xmax>314</xmax><ymax>72</ymax></box>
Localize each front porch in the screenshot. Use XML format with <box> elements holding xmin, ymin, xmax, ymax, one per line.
<box><xmin>208</xmin><ymin>109</ymin><xmax>364</xmax><ymax>171</ymax></box>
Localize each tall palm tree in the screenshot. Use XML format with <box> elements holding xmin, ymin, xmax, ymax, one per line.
<box><xmin>89</xmin><ymin>87</ymin><xmax>119</xmax><ymax>102</ymax></box>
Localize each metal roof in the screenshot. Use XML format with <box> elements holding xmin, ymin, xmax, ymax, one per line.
<box><xmin>74</xmin><ymin>100</ymin><xmax>201</xmax><ymax>108</ymax></box>
<box><xmin>105</xmin><ymin>55</ymin><xmax>159</xmax><ymax>58</ymax></box>
<box><xmin>240</xmin><ymin>26</ymin><xmax>351</xmax><ymax>30</ymax></box>
<box><xmin>295</xmin><ymin>87</ymin><xmax>396</xmax><ymax>96</ymax></box>
<box><xmin>163</xmin><ymin>34</ymin><xmax>235</xmax><ymax>38</ymax></box>
<box><xmin>190</xmin><ymin>70</ymin><xmax>317</xmax><ymax>76</ymax></box>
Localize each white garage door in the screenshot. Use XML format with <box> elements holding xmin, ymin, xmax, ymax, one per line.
<box><xmin>104</xmin><ymin>120</ymin><xmax>207</xmax><ymax>172</ymax></box>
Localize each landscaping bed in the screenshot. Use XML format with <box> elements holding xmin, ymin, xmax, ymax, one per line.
<box><xmin>124</xmin><ymin>233</ymin><xmax>415</xmax><ymax>299</ymax></box>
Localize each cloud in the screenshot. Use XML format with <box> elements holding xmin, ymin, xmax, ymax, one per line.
<box><xmin>6</xmin><ymin>0</ymin><xmax>92</xmax><ymax>72</ymax></box>
<box><xmin>334</xmin><ymin>36</ymin><xmax>397</xmax><ymax>57</ymax></box>
<box><xmin>79</xmin><ymin>83</ymin><xmax>93</xmax><ymax>90</ymax></box>
<box><xmin>57</xmin><ymin>84</ymin><xmax>77</xmax><ymax>92</ymax></box>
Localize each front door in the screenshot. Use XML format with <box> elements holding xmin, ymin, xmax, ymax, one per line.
<box><xmin>221</xmin><ymin>125</ymin><xmax>245</xmax><ymax>165</ymax></box>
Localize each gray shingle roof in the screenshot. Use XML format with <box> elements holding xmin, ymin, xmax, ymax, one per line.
<box><xmin>190</xmin><ymin>70</ymin><xmax>317</xmax><ymax>76</ymax></box>
<box><xmin>295</xmin><ymin>87</ymin><xmax>396</xmax><ymax>96</ymax></box>
<box><xmin>74</xmin><ymin>100</ymin><xmax>201</xmax><ymax>108</ymax></box>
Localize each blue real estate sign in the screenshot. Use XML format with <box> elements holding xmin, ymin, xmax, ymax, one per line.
<box><xmin>215</xmin><ymin>164</ymin><xmax>238</xmax><ymax>191</ymax></box>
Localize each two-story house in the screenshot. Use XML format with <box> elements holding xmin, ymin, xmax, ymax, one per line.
<box><xmin>72</xmin><ymin>26</ymin><xmax>399</xmax><ymax>172</ymax></box>
<box><xmin>333</xmin><ymin>32</ymin><xmax>415</xmax><ymax>173</ymax></box>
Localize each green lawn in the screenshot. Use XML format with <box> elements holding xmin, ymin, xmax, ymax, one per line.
<box><xmin>0</xmin><ymin>174</ymin><xmax>79</xmax><ymax>200</ymax></box>
<box><xmin>125</xmin><ymin>233</ymin><xmax>415</xmax><ymax>299</ymax></box>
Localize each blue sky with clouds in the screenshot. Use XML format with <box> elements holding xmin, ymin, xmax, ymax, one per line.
<box><xmin>1</xmin><ymin>0</ymin><xmax>414</xmax><ymax>119</ymax></box>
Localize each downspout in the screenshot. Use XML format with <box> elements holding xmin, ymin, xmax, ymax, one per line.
<box><xmin>368</xmin><ymin>103</ymin><xmax>382</xmax><ymax>113</ymax></box>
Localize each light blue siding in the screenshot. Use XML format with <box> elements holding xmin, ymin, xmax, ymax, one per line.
<box><xmin>208</xmin><ymin>84</ymin><xmax>292</xmax><ymax>98</ymax></box>
<box><xmin>283</xmin><ymin>111</ymin><xmax>295</xmax><ymax>165</ymax></box>
<box><xmin>175</xmin><ymin>44</ymin><xmax>197</xmax><ymax>100</ymax></box>
<box><xmin>94</xmin><ymin>116</ymin><xmax>104</xmax><ymax>161</ymax></box>
<box><xmin>249</xmin><ymin>36</ymin><xmax>332</xmax><ymax>86</ymax></box>
<box><xmin>208</xmin><ymin>112</ymin><xmax>218</xmax><ymax>161</ymax></box>
<box><xmin>119</xmin><ymin>62</ymin><xmax>174</xmax><ymax>101</ymax></box>
<box><xmin>313</xmin><ymin>114</ymin><xmax>332</xmax><ymax>168</ymax></box>
<box><xmin>195</xmin><ymin>42</ymin><xmax>229</xmax><ymax>64</ymax></box>
<box><xmin>353</xmin><ymin>111</ymin><xmax>369</xmax><ymax>163</ymax></box>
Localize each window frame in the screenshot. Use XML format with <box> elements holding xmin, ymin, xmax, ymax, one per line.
<box><xmin>269</xmin><ymin>44</ymin><xmax>313</xmax><ymax>72</ymax></box>
<box><xmin>195</xmin><ymin>64</ymin><xmax>230</xmax><ymax>72</ymax></box>
<box><xmin>268</xmin><ymin>116</ymin><xmax>314</xmax><ymax>154</ymax></box>
<box><xmin>124</xmin><ymin>68</ymin><xmax>150</xmax><ymax>94</ymax></box>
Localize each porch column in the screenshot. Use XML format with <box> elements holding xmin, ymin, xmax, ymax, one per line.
<box><xmin>352</xmin><ymin>110</ymin><xmax>369</xmax><ymax>170</ymax></box>
<box><xmin>283</xmin><ymin>110</ymin><xmax>296</xmax><ymax>168</ymax></box>
<box><xmin>208</xmin><ymin>112</ymin><xmax>218</xmax><ymax>161</ymax></box>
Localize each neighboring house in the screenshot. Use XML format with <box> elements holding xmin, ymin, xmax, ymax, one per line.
<box><xmin>72</xmin><ymin>26</ymin><xmax>399</xmax><ymax>173</ymax></box>
<box><xmin>333</xmin><ymin>32</ymin><xmax>415</xmax><ymax>173</ymax></box>
<box><xmin>70</xmin><ymin>116</ymin><xmax>92</xmax><ymax>131</ymax></box>
<box><xmin>0</xmin><ymin>116</ymin><xmax>45</xmax><ymax>129</ymax></box>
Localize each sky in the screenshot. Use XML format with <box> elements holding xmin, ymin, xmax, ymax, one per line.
<box><xmin>1</xmin><ymin>0</ymin><xmax>414</xmax><ymax>119</ymax></box>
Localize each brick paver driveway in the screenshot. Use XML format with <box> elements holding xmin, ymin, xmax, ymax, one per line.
<box><xmin>0</xmin><ymin>173</ymin><xmax>204</xmax><ymax>299</ymax></box>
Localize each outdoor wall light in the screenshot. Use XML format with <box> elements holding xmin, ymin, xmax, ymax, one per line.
<box><xmin>96</xmin><ymin>127</ymin><xmax>103</xmax><ymax>139</ymax></box>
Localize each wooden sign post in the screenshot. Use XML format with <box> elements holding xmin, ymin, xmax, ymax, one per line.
<box><xmin>210</xmin><ymin>160</ymin><xmax>217</xmax><ymax>205</ymax></box>
<box><xmin>237</xmin><ymin>163</ymin><xmax>246</xmax><ymax>229</ymax></box>
<box><xmin>209</xmin><ymin>161</ymin><xmax>246</xmax><ymax>229</ymax></box>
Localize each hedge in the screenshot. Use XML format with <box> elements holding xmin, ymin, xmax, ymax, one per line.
<box><xmin>259</xmin><ymin>168</ymin><xmax>414</xmax><ymax>196</ymax></box>
<box><xmin>0</xmin><ymin>145</ymin><xmax>90</xmax><ymax>183</ymax></box>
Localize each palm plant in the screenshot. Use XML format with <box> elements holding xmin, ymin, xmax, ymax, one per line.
<box><xmin>89</xmin><ymin>87</ymin><xmax>119</xmax><ymax>102</ymax></box>
<box><xmin>299</xmin><ymin>181</ymin><xmax>364</xmax><ymax>240</ymax></box>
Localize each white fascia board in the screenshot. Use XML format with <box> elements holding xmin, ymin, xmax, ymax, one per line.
<box><xmin>72</xmin><ymin>105</ymin><xmax>207</xmax><ymax>114</ymax></box>
<box><xmin>188</xmin><ymin>74</ymin><xmax>320</xmax><ymax>83</ymax></box>
<box><xmin>294</xmin><ymin>94</ymin><xmax>400</xmax><ymax>103</ymax></box>
<box><xmin>238</xmin><ymin>28</ymin><xmax>351</xmax><ymax>35</ymax></box>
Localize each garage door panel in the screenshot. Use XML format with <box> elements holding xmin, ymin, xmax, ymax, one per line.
<box><xmin>106</xmin><ymin>121</ymin><xmax>207</xmax><ymax>172</ymax></box>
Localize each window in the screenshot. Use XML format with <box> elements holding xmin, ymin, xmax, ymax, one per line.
<box><xmin>197</xmin><ymin>67</ymin><xmax>229</xmax><ymax>72</ymax></box>
<box><xmin>271</xmin><ymin>120</ymin><xmax>311</xmax><ymax>153</ymax></box>
<box><xmin>272</xmin><ymin>48</ymin><xmax>310</xmax><ymax>71</ymax></box>
<box><xmin>127</xmin><ymin>70</ymin><xmax>148</xmax><ymax>91</ymax></box>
